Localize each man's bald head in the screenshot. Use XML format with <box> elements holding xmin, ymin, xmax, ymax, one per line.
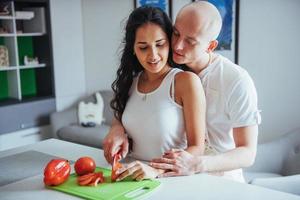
<box><xmin>177</xmin><ymin>1</ymin><xmax>222</xmax><ymax>41</ymax></box>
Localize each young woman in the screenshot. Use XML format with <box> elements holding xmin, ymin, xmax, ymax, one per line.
<box><xmin>105</xmin><ymin>6</ymin><xmax>206</xmax><ymax>181</ymax></box>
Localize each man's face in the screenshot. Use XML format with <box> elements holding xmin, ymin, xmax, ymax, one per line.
<box><xmin>171</xmin><ymin>16</ymin><xmax>210</xmax><ymax>67</ymax></box>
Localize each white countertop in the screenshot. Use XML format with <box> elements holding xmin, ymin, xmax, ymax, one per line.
<box><xmin>0</xmin><ymin>139</ymin><xmax>299</xmax><ymax>200</ymax></box>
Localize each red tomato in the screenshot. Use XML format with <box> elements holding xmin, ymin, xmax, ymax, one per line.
<box><xmin>77</xmin><ymin>172</ymin><xmax>105</xmax><ymax>186</ymax></box>
<box><xmin>74</xmin><ymin>157</ymin><xmax>96</xmax><ymax>176</ymax></box>
<box><xmin>44</xmin><ymin>159</ymin><xmax>71</xmax><ymax>186</ymax></box>
<box><xmin>111</xmin><ymin>153</ymin><xmax>122</xmax><ymax>182</ymax></box>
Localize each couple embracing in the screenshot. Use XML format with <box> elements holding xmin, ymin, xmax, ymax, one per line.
<box><xmin>103</xmin><ymin>1</ymin><xmax>260</xmax><ymax>183</ymax></box>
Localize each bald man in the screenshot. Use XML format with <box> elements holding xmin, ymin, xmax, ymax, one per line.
<box><xmin>103</xmin><ymin>1</ymin><xmax>261</xmax><ymax>182</ymax></box>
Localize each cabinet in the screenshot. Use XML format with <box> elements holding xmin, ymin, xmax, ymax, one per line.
<box><xmin>0</xmin><ymin>0</ymin><xmax>55</xmax><ymax>134</ymax></box>
<box><xmin>0</xmin><ymin>125</ymin><xmax>51</xmax><ymax>151</ymax></box>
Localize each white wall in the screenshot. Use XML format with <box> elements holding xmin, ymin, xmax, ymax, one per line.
<box><xmin>172</xmin><ymin>0</ymin><xmax>191</xmax><ymax>22</ymax></box>
<box><xmin>50</xmin><ymin>0</ymin><xmax>86</xmax><ymax>111</ymax></box>
<box><xmin>239</xmin><ymin>0</ymin><xmax>300</xmax><ymax>142</ymax></box>
<box><xmin>81</xmin><ymin>0</ymin><xmax>191</xmax><ymax>95</ymax></box>
<box><xmin>81</xmin><ymin>0</ymin><xmax>133</xmax><ymax>95</ymax></box>
<box><xmin>73</xmin><ymin>0</ymin><xmax>300</xmax><ymax>143</ymax></box>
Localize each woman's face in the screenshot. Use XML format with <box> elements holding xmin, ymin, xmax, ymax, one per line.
<box><xmin>134</xmin><ymin>23</ymin><xmax>170</xmax><ymax>74</ymax></box>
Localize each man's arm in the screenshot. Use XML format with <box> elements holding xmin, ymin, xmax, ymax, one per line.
<box><xmin>195</xmin><ymin>125</ymin><xmax>258</xmax><ymax>173</ymax></box>
<box><xmin>151</xmin><ymin>125</ymin><xmax>258</xmax><ymax>176</ymax></box>
<box><xmin>103</xmin><ymin>118</ymin><xmax>129</xmax><ymax>164</ymax></box>
<box><xmin>197</xmin><ymin>71</ymin><xmax>259</xmax><ymax>172</ymax></box>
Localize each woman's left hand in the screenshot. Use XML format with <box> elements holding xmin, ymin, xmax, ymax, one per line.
<box><xmin>115</xmin><ymin>161</ymin><xmax>161</xmax><ymax>181</ymax></box>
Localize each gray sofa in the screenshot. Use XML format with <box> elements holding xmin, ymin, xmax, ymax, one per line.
<box><xmin>244</xmin><ymin>128</ymin><xmax>300</xmax><ymax>195</ymax></box>
<box><xmin>50</xmin><ymin>90</ymin><xmax>114</xmax><ymax>149</ymax></box>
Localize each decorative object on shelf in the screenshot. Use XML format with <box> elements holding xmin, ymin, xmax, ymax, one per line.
<box><xmin>15</xmin><ymin>11</ymin><xmax>34</xmax><ymax>20</ymax></box>
<box><xmin>0</xmin><ymin>3</ymin><xmax>10</xmax><ymax>16</ymax></box>
<box><xmin>0</xmin><ymin>26</ymin><xmax>10</xmax><ymax>34</ymax></box>
<box><xmin>24</xmin><ymin>55</ymin><xmax>39</xmax><ymax>66</ymax></box>
<box><xmin>0</xmin><ymin>45</ymin><xmax>9</xmax><ymax>67</ymax></box>
<box><xmin>78</xmin><ymin>92</ymin><xmax>104</xmax><ymax>127</ymax></box>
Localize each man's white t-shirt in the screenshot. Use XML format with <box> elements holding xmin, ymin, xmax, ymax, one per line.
<box><xmin>199</xmin><ymin>54</ymin><xmax>261</xmax><ymax>182</ymax></box>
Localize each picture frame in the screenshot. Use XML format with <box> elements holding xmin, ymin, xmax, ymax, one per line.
<box><xmin>134</xmin><ymin>0</ymin><xmax>172</xmax><ymax>20</ymax></box>
<box><xmin>193</xmin><ymin>0</ymin><xmax>239</xmax><ymax>63</ymax></box>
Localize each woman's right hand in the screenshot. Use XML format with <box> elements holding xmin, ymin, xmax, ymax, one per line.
<box><xmin>103</xmin><ymin>120</ymin><xmax>129</xmax><ymax>164</ymax></box>
<box><xmin>116</xmin><ymin>161</ymin><xmax>162</xmax><ymax>181</ymax></box>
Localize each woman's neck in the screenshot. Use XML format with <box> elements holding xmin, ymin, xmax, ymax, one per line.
<box><xmin>141</xmin><ymin>65</ymin><xmax>171</xmax><ymax>82</ymax></box>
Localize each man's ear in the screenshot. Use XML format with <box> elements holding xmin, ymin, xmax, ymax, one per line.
<box><xmin>207</xmin><ymin>40</ymin><xmax>218</xmax><ymax>52</ymax></box>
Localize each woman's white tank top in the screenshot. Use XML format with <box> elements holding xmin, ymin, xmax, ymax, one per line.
<box><xmin>122</xmin><ymin>68</ymin><xmax>187</xmax><ymax>161</ymax></box>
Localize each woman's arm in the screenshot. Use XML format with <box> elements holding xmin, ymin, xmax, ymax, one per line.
<box><xmin>150</xmin><ymin>126</ymin><xmax>258</xmax><ymax>177</ymax></box>
<box><xmin>175</xmin><ymin>71</ymin><xmax>206</xmax><ymax>155</ymax></box>
<box><xmin>103</xmin><ymin>118</ymin><xmax>129</xmax><ymax>164</ymax></box>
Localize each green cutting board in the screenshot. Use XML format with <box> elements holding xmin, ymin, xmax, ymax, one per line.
<box><xmin>48</xmin><ymin>167</ymin><xmax>160</xmax><ymax>200</ymax></box>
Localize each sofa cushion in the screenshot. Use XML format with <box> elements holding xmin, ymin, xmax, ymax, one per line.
<box><xmin>250</xmin><ymin>175</ymin><xmax>300</xmax><ymax>196</ymax></box>
<box><xmin>282</xmin><ymin>145</ymin><xmax>300</xmax><ymax>176</ymax></box>
<box><xmin>57</xmin><ymin>124</ymin><xmax>110</xmax><ymax>149</ymax></box>
<box><xmin>244</xmin><ymin>172</ymin><xmax>282</xmax><ymax>183</ymax></box>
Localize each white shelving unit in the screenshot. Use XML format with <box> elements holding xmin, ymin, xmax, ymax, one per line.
<box><xmin>0</xmin><ymin>0</ymin><xmax>55</xmax><ymax>136</ymax></box>
<box><xmin>0</xmin><ymin>1</ymin><xmax>47</xmax><ymax>101</ymax></box>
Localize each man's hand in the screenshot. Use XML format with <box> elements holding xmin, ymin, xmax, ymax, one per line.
<box><xmin>150</xmin><ymin>149</ymin><xmax>202</xmax><ymax>177</ymax></box>
<box><xmin>116</xmin><ymin>161</ymin><xmax>162</xmax><ymax>181</ymax></box>
<box><xmin>103</xmin><ymin>125</ymin><xmax>129</xmax><ymax>164</ymax></box>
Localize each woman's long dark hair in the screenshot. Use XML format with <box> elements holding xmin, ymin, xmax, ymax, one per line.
<box><xmin>111</xmin><ymin>6</ymin><xmax>175</xmax><ymax>121</ymax></box>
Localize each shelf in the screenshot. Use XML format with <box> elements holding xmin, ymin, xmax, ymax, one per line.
<box><xmin>19</xmin><ymin>63</ymin><xmax>46</xmax><ymax>69</ymax></box>
<box><xmin>0</xmin><ymin>0</ymin><xmax>55</xmax><ymax>135</ymax></box>
<box><xmin>0</xmin><ymin>66</ymin><xmax>18</xmax><ymax>71</ymax></box>
<box><xmin>15</xmin><ymin>17</ymin><xmax>33</xmax><ymax>20</ymax></box>
<box><xmin>0</xmin><ymin>33</ymin><xmax>15</xmax><ymax>37</ymax></box>
<box><xmin>15</xmin><ymin>11</ymin><xmax>34</xmax><ymax>20</ymax></box>
<box><xmin>17</xmin><ymin>32</ymin><xmax>45</xmax><ymax>36</ymax></box>
<box><xmin>0</xmin><ymin>33</ymin><xmax>46</xmax><ymax>37</ymax></box>
<box><xmin>0</xmin><ymin>64</ymin><xmax>47</xmax><ymax>71</ymax></box>
<box><xmin>0</xmin><ymin>16</ymin><xmax>14</xmax><ymax>20</ymax></box>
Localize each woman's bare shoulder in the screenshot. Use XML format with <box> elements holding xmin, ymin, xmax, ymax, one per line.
<box><xmin>175</xmin><ymin>71</ymin><xmax>202</xmax><ymax>88</ymax></box>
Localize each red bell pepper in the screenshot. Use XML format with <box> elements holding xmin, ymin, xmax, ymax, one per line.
<box><xmin>111</xmin><ymin>153</ymin><xmax>122</xmax><ymax>182</ymax></box>
<box><xmin>44</xmin><ymin>159</ymin><xmax>71</xmax><ymax>186</ymax></box>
